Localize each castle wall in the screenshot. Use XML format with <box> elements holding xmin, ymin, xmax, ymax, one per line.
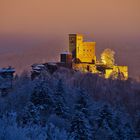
<box><xmin>72</xmin><ymin>63</ymin><xmax>97</xmax><ymax>73</ymax></box>
<box><xmin>114</xmin><ymin>66</ymin><xmax>128</xmax><ymax>79</ymax></box>
<box><xmin>77</xmin><ymin>42</ymin><xmax>96</xmax><ymax>63</ymax></box>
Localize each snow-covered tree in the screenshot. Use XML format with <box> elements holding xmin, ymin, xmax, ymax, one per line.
<box><xmin>0</xmin><ymin>67</ymin><xmax>138</xmax><ymax>139</ymax></box>
<box><xmin>46</xmin><ymin>123</ymin><xmax>73</xmax><ymax>140</ymax></box>
<box><xmin>0</xmin><ymin>115</ymin><xmax>28</xmax><ymax>140</ymax></box>
<box><xmin>53</xmin><ymin>79</ymin><xmax>69</xmax><ymax>118</ymax></box>
<box><xmin>30</xmin><ymin>82</ymin><xmax>53</xmax><ymax>107</ymax></box>
<box><xmin>101</xmin><ymin>48</ymin><xmax>115</xmax><ymax>67</ymax></box>
<box><xmin>70</xmin><ymin>90</ymin><xmax>93</xmax><ymax>140</ymax></box>
<box><xmin>134</xmin><ymin>111</ymin><xmax>140</xmax><ymax>138</ymax></box>
<box><xmin>17</xmin><ymin>102</ymin><xmax>40</xmax><ymax>126</ymax></box>
<box><xmin>93</xmin><ymin>104</ymin><xmax>135</xmax><ymax>140</ymax></box>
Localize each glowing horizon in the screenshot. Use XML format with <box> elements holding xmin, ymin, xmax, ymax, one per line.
<box><xmin>0</xmin><ymin>0</ymin><xmax>140</xmax><ymax>78</ymax></box>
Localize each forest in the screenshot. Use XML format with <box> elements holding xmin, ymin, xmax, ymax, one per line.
<box><xmin>0</xmin><ymin>67</ymin><xmax>140</xmax><ymax>140</ymax></box>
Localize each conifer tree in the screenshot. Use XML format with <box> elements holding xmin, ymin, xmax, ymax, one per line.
<box><xmin>135</xmin><ymin>111</ymin><xmax>140</xmax><ymax>138</ymax></box>
<box><xmin>30</xmin><ymin>81</ymin><xmax>53</xmax><ymax>108</ymax></box>
<box><xmin>93</xmin><ymin>104</ymin><xmax>135</xmax><ymax>140</ymax></box>
<box><xmin>17</xmin><ymin>102</ymin><xmax>39</xmax><ymax>126</ymax></box>
<box><xmin>53</xmin><ymin>79</ymin><xmax>68</xmax><ymax>118</ymax></box>
<box><xmin>29</xmin><ymin>81</ymin><xmax>54</xmax><ymax>126</ymax></box>
<box><xmin>70</xmin><ymin>90</ymin><xmax>93</xmax><ymax>140</ymax></box>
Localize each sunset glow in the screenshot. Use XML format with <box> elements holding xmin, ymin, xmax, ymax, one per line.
<box><xmin>0</xmin><ymin>0</ymin><xmax>140</xmax><ymax>78</ymax></box>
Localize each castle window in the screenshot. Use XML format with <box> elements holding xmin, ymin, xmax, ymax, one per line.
<box><xmin>78</xmin><ymin>47</ymin><xmax>79</xmax><ymax>52</ymax></box>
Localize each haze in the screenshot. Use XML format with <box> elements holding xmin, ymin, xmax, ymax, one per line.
<box><xmin>0</xmin><ymin>0</ymin><xmax>140</xmax><ymax>78</ymax></box>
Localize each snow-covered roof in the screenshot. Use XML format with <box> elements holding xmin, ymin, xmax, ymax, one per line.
<box><xmin>0</xmin><ymin>67</ymin><xmax>15</xmax><ymax>73</ymax></box>
<box><xmin>61</xmin><ymin>51</ymin><xmax>71</xmax><ymax>55</ymax></box>
<box><xmin>32</xmin><ymin>64</ymin><xmax>46</xmax><ymax>72</ymax></box>
<box><xmin>33</xmin><ymin>66</ymin><xmax>45</xmax><ymax>70</ymax></box>
<box><xmin>32</xmin><ymin>64</ymin><xmax>45</xmax><ymax>68</ymax></box>
<box><xmin>47</xmin><ymin>62</ymin><xmax>57</xmax><ymax>66</ymax></box>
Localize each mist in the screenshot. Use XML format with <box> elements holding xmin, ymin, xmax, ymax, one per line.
<box><xmin>0</xmin><ymin>0</ymin><xmax>140</xmax><ymax>78</ymax></box>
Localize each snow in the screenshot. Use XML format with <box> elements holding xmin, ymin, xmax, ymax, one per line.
<box><xmin>61</xmin><ymin>51</ymin><xmax>71</xmax><ymax>55</ymax></box>
<box><xmin>0</xmin><ymin>68</ymin><xmax>139</xmax><ymax>139</ymax></box>
<box><xmin>0</xmin><ymin>67</ymin><xmax>15</xmax><ymax>73</ymax></box>
<box><xmin>47</xmin><ymin>62</ymin><xmax>57</xmax><ymax>66</ymax></box>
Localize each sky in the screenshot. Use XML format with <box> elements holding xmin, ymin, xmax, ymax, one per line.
<box><xmin>0</xmin><ymin>0</ymin><xmax>140</xmax><ymax>78</ymax></box>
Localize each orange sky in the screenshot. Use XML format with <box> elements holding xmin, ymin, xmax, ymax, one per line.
<box><xmin>0</xmin><ymin>0</ymin><xmax>140</xmax><ymax>78</ymax></box>
<box><xmin>0</xmin><ymin>0</ymin><xmax>140</xmax><ymax>36</ymax></box>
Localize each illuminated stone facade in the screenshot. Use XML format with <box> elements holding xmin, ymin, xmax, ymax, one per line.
<box><xmin>69</xmin><ymin>34</ymin><xmax>128</xmax><ymax>80</ymax></box>
<box><xmin>69</xmin><ymin>34</ymin><xmax>96</xmax><ymax>63</ymax></box>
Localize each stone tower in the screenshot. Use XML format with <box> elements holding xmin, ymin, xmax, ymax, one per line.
<box><xmin>69</xmin><ymin>34</ymin><xmax>96</xmax><ymax>63</ymax></box>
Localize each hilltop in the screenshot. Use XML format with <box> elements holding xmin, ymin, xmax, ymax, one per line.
<box><xmin>0</xmin><ymin>68</ymin><xmax>139</xmax><ymax>139</ymax></box>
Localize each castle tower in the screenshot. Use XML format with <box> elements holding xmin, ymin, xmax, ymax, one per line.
<box><xmin>69</xmin><ymin>34</ymin><xmax>96</xmax><ymax>63</ymax></box>
<box><xmin>69</xmin><ymin>34</ymin><xmax>77</xmax><ymax>59</ymax></box>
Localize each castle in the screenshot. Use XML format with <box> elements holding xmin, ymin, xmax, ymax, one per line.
<box><xmin>60</xmin><ymin>34</ymin><xmax>128</xmax><ymax>80</ymax></box>
<box><xmin>32</xmin><ymin>34</ymin><xmax>128</xmax><ymax>80</ymax></box>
